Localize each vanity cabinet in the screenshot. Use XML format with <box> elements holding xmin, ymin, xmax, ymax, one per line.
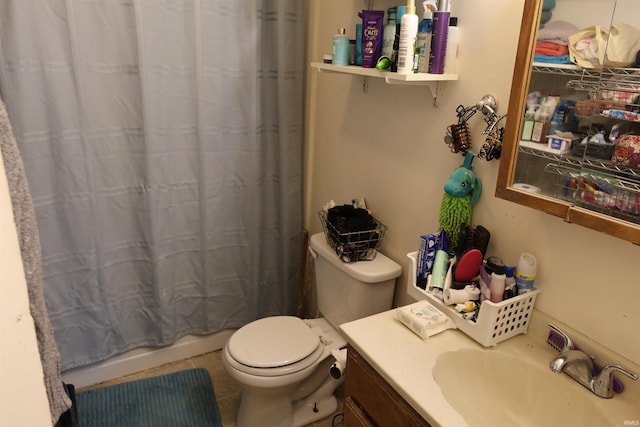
<box><xmin>343</xmin><ymin>345</ymin><xmax>430</xmax><ymax>427</ymax></box>
<box><xmin>496</xmin><ymin>0</ymin><xmax>640</xmax><ymax>244</ymax></box>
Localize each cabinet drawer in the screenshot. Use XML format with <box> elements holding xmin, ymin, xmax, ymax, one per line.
<box><xmin>343</xmin><ymin>396</ymin><xmax>375</xmax><ymax>427</ymax></box>
<box><xmin>344</xmin><ymin>345</ymin><xmax>430</xmax><ymax>427</ymax></box>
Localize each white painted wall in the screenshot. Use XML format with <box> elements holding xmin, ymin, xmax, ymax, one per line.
<box><xmin>0</xmin><ymin>155</ymin><xmax>51</xmax><ymax>426</ymax></box>
<box><xmin>304</xmin><ymin>0</ymin><xmax>640</xmax><ymax>365</ymax></box>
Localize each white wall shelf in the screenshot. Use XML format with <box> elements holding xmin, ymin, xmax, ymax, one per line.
<box><xmin>310</xmin><ymin>62</ymin><xmax>458</xmax><ymax>107</ymax></box>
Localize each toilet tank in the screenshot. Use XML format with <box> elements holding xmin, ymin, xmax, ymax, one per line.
<box><xmin>308</xmin><ymin>232</ymin><xmax>401</xmax><ymax>329</ymax></box>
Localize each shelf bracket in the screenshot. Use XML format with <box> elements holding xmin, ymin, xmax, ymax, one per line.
<box><xmin>382</xmin><ymin>79</ymin><xmax>445</xmax><ymax>107</ymax></box>
<box><xmin>362</xmin><ymin>76</ymin><xmax>369</xmax><ymax>93</ymax></box>
<box><xmin>431</xmin><ymin>82</ymin><xmax>443</xmax><ymax>108</ymax></box>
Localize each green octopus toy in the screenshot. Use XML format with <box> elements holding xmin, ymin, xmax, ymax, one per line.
<box><xmin>439</xmin><ymin>152</ymin><xmax>482</xmax><ymax>249</ymax></box>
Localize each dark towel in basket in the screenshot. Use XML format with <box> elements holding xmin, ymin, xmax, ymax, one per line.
<box><xmin>326</xmin><ymin>205</ymin><xmax>380</xmax><ymax>249</ymax></box>
<box><xmin>327</xmin><ymin>205</ymin><xmax>377</xmax><ymax>234</ymax></box>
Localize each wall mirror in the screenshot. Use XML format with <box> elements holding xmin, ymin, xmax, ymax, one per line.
<box><xmin>497</xmin><ymin>0</ymin><xmax>640</xmax><ymax>245</ymax></box>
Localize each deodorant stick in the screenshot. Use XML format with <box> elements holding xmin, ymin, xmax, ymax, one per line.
<box><xmin>515</xmin><ymin>252</ymin><xmax>537</xmax><ymax>294</ymax></box>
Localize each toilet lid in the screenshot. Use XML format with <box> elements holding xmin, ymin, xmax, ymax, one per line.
<box><xmin>227</xmin><ymin>316</ymin><xmax>321</xmax><ymax>369</ymax></box>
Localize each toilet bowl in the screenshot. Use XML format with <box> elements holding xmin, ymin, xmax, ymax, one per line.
<box><xmin>223</xmin><ymin>316</ymin><xmax>347</xmax><ymax>427</ymax></box>
<box><xmin>222</xmin><ymin>232</ymin><xmax>401</xmax><ymax>427</ymax></box>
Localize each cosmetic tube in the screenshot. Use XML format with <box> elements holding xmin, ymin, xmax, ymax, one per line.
<box><xmin>429</xmin><ymin>230</ymin><xmax>449</xmax><ymax>290</ymax></box>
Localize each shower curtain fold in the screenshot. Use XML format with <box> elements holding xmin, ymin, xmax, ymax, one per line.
<box><xmin>0</xmin><ymin>0</ymin><xmax>304</xmax><ymax>371</ymax></box>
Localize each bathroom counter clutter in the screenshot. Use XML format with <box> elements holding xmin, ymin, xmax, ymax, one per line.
<box><xmin>339</xmin><ymin>309</ymin><xmax>640</xmax><ymax>427</ymax></box>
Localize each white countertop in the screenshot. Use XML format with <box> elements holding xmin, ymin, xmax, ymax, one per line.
<box><xmin>340</xmin><ymin>309</ymin><xmax>480</xmax><ymax>426</ymax></box>
<box><xmin>339</xmin><ymin>308</ymin><xmax>640</xmax><ymax>427</ymax></box>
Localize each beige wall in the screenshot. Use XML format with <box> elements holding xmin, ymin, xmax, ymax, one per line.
<box><xmin>304</xmin><ymin>0</ymin><xmax>640</xmax><ymax>365</ymax></box>
<box><xmin>0</xmin><ymin>156</ymin><xmax>51</xmax><ymax>425</ymax></box>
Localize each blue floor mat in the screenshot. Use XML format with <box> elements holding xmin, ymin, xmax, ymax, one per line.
<box><xmin>76</xmin><ymin>368</ymin><xmax>222</xmax><ymax>427</ymax></box>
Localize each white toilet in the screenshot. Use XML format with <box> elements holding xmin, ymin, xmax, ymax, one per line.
<box><xmin>222</xmin><ymin>232</ymin><xmax>401</xmax><ymax>427</ymax></box>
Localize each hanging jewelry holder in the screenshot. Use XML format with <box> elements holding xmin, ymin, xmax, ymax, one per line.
<box><xmin>445</xmin><ymin>94</ymin><xmax>506</xmax><ymax>160</ymax></box>
<box><xmin>478</xmin><ymin>112</ymin><xmax>507</xmax><ymax>161</ymax></box>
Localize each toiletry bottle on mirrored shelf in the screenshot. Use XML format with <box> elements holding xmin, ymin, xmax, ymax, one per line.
<box><xmin>444</xmin><ymin>16</ymin><xmax>459</xmax><ymax>74</ymax></box>
<box><xmin>332</xmin><ymin>28</ymin><xmax>350</xmax><ymax>65</ymax></box>
<box><xmin>397</xmin><ymin>0</ymin><xmax>419</xmax><ymax>74</ymax></box>
<box><xmin>390</xmin><ymin>6</ymin><xmax>406</xmax><ymax>72</ymax></box>
<box><xmin>490</xmin><ymin>264</ymin><xmax>506</xmax><ymax>303</ymax></box>
<box><xmin>416</xmin><ymin>1</ymin><xmax>434</xmax><ymax>73</ymax></box>
<box><xmin>381</xmin><ymin>7</ymin><xmax>397</xmax><ymax>58</ymax></box>
<box><xmin>521</xmin><ymin>103</ymin><xmax>537</xmax><ymax>141</ymax></box>
<box><xmin>428</xmin><ymin>0</ymin><xmax>451</xmax><ymax>74</ymax></box>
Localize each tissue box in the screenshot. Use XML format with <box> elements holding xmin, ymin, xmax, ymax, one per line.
<box><xmin>546</xmin><ymin>135</ymin><xmax>573</xmax><ymax>154</ymax></box>
<box><xmin>396</xmin><ymin>300</ymin><xmax>455</xmax><ymax>340</ymax></box>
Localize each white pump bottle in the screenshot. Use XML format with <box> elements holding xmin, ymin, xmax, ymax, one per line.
<box><xmin>396</xmin><ymin>0</ymin><xmax>419</xmax><ymax>74</ymax></box>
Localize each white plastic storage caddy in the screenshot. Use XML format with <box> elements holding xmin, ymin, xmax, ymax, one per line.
<box><xmin>407</xmin><ymin>252</ymin><xmax>541</xmax><ymax>347</ymax></box>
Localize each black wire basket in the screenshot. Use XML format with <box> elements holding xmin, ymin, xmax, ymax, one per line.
<box><xmin>318</xmin><ymin>209</ymin><xmax>387</xmax><ymax>262</ymax></box>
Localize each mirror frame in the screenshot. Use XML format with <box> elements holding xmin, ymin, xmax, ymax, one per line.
<box><xmin>496</xmin><ymin>0</ymin><xmax>640</xmax><ymax>245</ymax></box>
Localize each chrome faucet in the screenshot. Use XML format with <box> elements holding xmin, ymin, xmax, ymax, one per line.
<box><xmin>548</xmin><ymin>323</ymin><xmax>638</xmax><ymax>399</ymax></box>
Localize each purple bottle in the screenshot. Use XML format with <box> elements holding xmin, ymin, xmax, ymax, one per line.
<box><xmin>428</xmin><ymin>0</ymin><xmax>451</xmax><ymax>74</ymax></box>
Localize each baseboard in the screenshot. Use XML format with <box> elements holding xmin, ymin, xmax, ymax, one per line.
<box><xmin>62</xmin><ymin>329</ymin><xmax>235</xmax><ymax>389</ymax></box>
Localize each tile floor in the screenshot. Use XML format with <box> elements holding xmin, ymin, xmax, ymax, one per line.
<box><xmin>80</xmin><ymin>349</ymin><xmax>344</xmax><ymax>427</ymax></box>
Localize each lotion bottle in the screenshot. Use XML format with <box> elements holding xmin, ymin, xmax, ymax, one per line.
<box><xmin>428</xmin><ymin>0</ymin><xmax>451</xmax><ymax>74</ymax></box>
<box><xmin>489</xmin><ymin>264</ymin><xmax>506</xmax><ymax>303</ymax></box>
<box><xmin>396</xmin><ymin>0</ymin><xmax>419</xmax><ymax>74</ymax></box>
<box><xmin>444</xmin><ymin>16</ymin><xmax>459</xmax><ymax>74</ymax></box>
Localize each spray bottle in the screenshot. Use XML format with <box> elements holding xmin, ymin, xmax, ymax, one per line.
<box><xmin>416</xmin><ymin>1</ymin><xmax>435</xmax><ymax>73</ymax></box>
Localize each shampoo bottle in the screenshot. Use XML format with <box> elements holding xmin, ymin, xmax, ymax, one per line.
<box><xmin>332</xmin><ymin>28</ymin><xmax>350</xmax><ymax>66</ymax></box>
<box><xmin>416</xmin><ymin>1</ymin><xmax>434</xmax><ymax>73</ymax></box>
<box><xmin>444</xmin><ymin>16</ymin><xmax>459</xmax><ymax>74</ymax></box>
<box><xmin>396</xmin><ymin>0</ymin><xmax>419</xmax><ymax>74</ymax></box>
<box><xmin>381</xmin><ymin>7</ymin><xmax>397</xmax><ymax>58</ymax></box>
<box><xmin>428</xmin><ymin>0</ymin><xmax>451</xmax><ymax>74</ymax></box>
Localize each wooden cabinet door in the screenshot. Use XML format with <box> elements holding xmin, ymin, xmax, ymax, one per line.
<box><xmin>344</xmin><ymin>345</ymin><xmax>431</xmax><ymax>427</ymax></box>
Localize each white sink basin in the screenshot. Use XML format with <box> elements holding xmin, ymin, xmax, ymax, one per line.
<box><xmin>432</xmin><ymin>348</ymin><xmax>617</xmax><ymax>427</ymax></box>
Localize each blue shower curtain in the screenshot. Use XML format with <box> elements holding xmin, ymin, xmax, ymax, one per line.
<box><xmin>0</xmin><ymin>0</ymin><xmax>304</xmax><ymax>370</ymax></box>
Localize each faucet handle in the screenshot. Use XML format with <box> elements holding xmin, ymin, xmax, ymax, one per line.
<box><xmin>548</xmin><ymin>323</ymin><xmax>574</xmax><ymax>352</ymax></box>
<box><xmin>592</xmin><ymin>364</ymin><xmax>638</xmax><ymax>398</ymax></box>
<box><xmin>600</xmin><ymin>365</ymin><xmax>638</xmax><ymax>381</ymax></box>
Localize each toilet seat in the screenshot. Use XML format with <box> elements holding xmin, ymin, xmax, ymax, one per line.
<box><xmin>226</xmin><ymin>316</ymin><xmax>324</xmax><ymax>377</ymax></box>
